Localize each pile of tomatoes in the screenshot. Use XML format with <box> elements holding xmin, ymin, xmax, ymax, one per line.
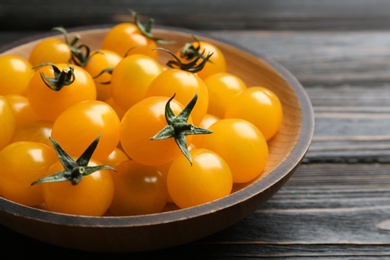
<box><xmin>0</xmin><ymin>12</ymin><xmax>283</xmax><ymax>217</ymax></box>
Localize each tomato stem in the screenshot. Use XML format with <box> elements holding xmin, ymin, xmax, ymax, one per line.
<box><xmin>31</xmin><ymin>134</ymin><xmax>116</xmax><ymax>186</ymax></box>
<box><xmin>151</xmin><ymin>93</ymin><xmax>212</xmax><ymax>165</ymax></box>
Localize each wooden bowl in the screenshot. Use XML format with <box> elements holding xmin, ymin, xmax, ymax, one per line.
<box><xmin>0</xmin><ymin>26</ymin><xmax>314</xmax><ymax>252</ymax></box>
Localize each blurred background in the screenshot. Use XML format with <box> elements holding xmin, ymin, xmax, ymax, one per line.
<box><xmin>2</xmin><ymin>0</ymin><xmax>390</xmax><ymax>32</ymax></box>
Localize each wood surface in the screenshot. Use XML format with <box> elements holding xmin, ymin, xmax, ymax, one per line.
<box><xmin>2</xmin><ymin>1</ymin><xmax>390</xmax><ymax>258</ymax></box>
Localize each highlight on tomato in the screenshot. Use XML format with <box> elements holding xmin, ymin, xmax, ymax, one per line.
<box><xmin>224</xmin><ymin>86</ymin><xmax>283</xmax><ymax>141</ymax></box>
<box><xmin>0</xmin><ymin>141</ymin><xmax>57</xmax><ymax>206</ymax></box>
<box><xmin>32</xmin><ymin>135</ymin><xmax>116</xmax><ymax>216</ymax></box>
<box><xmin>197</xmin><ymin>118</ymin><xmax>269</xmax><ymax>184</ymax></box>
<box><xmin>11</xmin><ymin>120</ymin><xmax>53</xmax><ymax>148</ymax></box>
<box><xmin>0</xmin><ymin>54</ymin><xmax>34</xmax><ymax>95</ymax></box>
<box><xmin>109</xmin><ymin>159</ymin><xmax>168</xmax><ymax>216</ymax></box>
<box><xmin>26</xmin><ymin>62</ymin><xmax>97</xmax><ymax>121</ymax></box>
<box><xmin>167</xmin><ymin>148</ymin><xmax>233</xmax><ymax>209</ymax></box>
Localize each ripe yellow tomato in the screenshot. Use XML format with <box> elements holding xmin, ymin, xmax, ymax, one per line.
<box><xmin>29</xmin><ymin>38</ymin><xmax>72</xmax><ymax>66</ymax></box>
<box><xmin>198</xmin><ymin>118</ymin><xmax>268</xmax><ymax>183</ymax></box>
<box><xmin>120</xmin><ymin>96</ymin><xmax>193</xmax><ymax>166</ymax></box>
<box><xmin>84</xmin><ymin>49</ymin><xmax>122</xmax><ymax>101</ymax></box>
<box><xmin>203</xmin><ymin>72</ymin><xmax>247</xmax><ymax>118</ymax></box>
<box><xmin>167</xmin><ymin>148</ymin><xmax>233</xmax><ymax>209</ymax></box>
<box><xmin>0</xmin><ymin>96</ymin><xmax>16</xmax><ymax>150</ymax></box>
<box><xmin>51</xmin><ymin>100</ymin><xmax>121</xmax><ymax>161</ymax></box>
<box><xmin>145</xmin><ymin>68</ymin><xmax>209</xmax><ymax>125</ymax></box>
<box><xmin>102</xmin><ymin>23</ymin><xmax>157</xmax><ymax>59</ymax></box>
<box><xmin>11</xmin><ymin>120</ymin><xmax>53</xmax><ymax>147</ymax></box>
<box><xmin>26</xmin><ymin>63</ymin><xmax>97</xmax><ymax>121</ymax></box>
<box><xmin>224</xmin><ymin>86</ymin><xmax>283</xmax><ymax>141</ymax></box>
<box><xmin>41</xmin><ymin>159</ymin><xmax>114</xmax><ymax>216</ymax></box>
<box><xmin>0</xmin><ymin>54</ymin><xmax>34</xmax><ymax>95</ymax></box>
<box><xmin>0</xmin><ymin>141</ymin><xmax>57</xmax><ymax>206</ymax></box>
<box><xmin>110</xmin><ymin>53</ymin><xmax>163</xmax><ymax>111</ymax></box>
<box><xmin>4</xmin><ymin>95</ymin><xmax>44</xmax><ymax>132</ymax></box>
<box><xmin>109</xmin><ymin>159</ymin><xmax>168</xmax><ymax>216</ymax></box>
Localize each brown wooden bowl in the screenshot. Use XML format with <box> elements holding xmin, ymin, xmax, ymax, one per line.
<box><xmin>0</xmin><ymin>26</ymin><xmax>314</xmax><ymax>252</ymax></box>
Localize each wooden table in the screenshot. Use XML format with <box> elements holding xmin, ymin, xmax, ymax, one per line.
<box><xmin>2</xmin><ymin>1</ymin><xmax>390</xmax><ymax>258</ymax></box>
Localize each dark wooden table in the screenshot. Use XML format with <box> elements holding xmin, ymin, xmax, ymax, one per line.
<box><xmin>2</xmin><ymin>1</ymin><xmax>390</xmax><ymax>258</ymax></box>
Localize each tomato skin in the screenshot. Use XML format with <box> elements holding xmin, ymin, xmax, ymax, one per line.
<box><xmin>110</xmin><ymin>54</ymin><xmax>163</xmax><ymax>111</ymax></box>
<box><xmin>102</xmin><ymin>147</ymin><xmax>130</xmax><ymax>168</ymax></box>
<box><xmin>11</xmin><ymin>120</ymin><xmax>53</xmax><ymax>147</ymax></box>
<box><xmin>4</xmin><ymin>95</ymin><xmax>44</xmax><ymax>132</ymax></box>
<box><xmin>102</xmin><ymin>23</ymin><xmax>157</xmax><ymax>59</ymax></box>
<box><xmin>0</xmin><ymin>96</ymin><xmax>16</xmax><ymax>150</ymax></box>
<box><xmin>109</xmin><ymin>159</ymin><xmax>168</xmax><ymax>216</ymax></box>
<box><xmin>0</xmin><ymin>141</ymin><xmax>57</xmax><ymax>206</ymax></box>
<box><xmin>41</xmin><ymin>159</ymin><xmax>114</xmax><ymax>216</ymax></box>
<box><xmin>51</xmin><ymin>100</ymin><xmax>121</xmax><ymax>161</ymax></box>
<box><xmin>84</xmin><ymin>49</ymin><xmax>122</xmax><ymax>101</ymax></box>
<box><xmin>203</xmin><ymin>72</ymin><xmax>247</xmax><ymax>118</ymax></box>
<box><xmin>28</xmin><ymin>38</ymin><xmax>71</xmax><ymax>66</ymax></box>
<box><xmin>191</xmin><ymin>113</ymin><xmax>219</xmax><ymax>148</ymax></box>
<box><xmin>145</xmin><ymin>69</ymin><xmax>209</xmax><ymax>125</ymax></box>
<box><xmin>120</xmin><ymin>96</ymin><xmax>192</xmax><ymax>166</ymax></box>
<box><xmin>167</xmin><ymin>148</ymin><xmax>233</xmax><ymax>209</ymax></box>
<box><xmin>198</xmin><ymin>118</ymin><xmax>268</xmax><ymax>184</ymax></box>
<box><xmin>224</xmin><ymin>86</ymin><xmax>283</xmax><ymax>141</ymax></box>
<box><xmin>0</xmin><ymin>54</ymin><xmax>34</xmax><ymax>95</ymax></box>
<box><xmin>27</xmin><ymin>63</ymin><xmax>97</xmax><ymax>121</ymax></box>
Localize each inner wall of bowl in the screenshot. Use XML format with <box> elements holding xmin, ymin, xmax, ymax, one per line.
<box><xmin>2</xmin><ymin>27</ymin><xmax>302</xmax><ymax>188</ymax></box>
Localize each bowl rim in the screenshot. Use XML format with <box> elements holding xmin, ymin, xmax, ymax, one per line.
<box><xmin>0</xmin><ymin>25</ymin><xmax>315</xmax><ymax>228</ymax></box>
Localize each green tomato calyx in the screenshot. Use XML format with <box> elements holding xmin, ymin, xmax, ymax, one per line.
<box><xmin>151</xmin><ymin>93</ymin><xmax>212</xmax><ymax>165</ymax></box>
<box><xmin>52</xmin><ymin>26</ymin><xmax>93</xmax><ymax>66</ymax></box>
<box><xmin>33</xmin><ymin>62</ymin><xmax>75</xmax><ymax>91</ymax></box>
<box><xmin>131</xmin><ymin>10</ymin><xmax>174</xmax><ymax>45</ymax></box>
<box><xmin>155</xmin><ymin>47</ymin><xmax>213</xmax><ymax>73</ymax></box>
<box><xmin>179</xmin><ymin>35</ymin><xmax>212</xmax><ymax>62</ymax></box>
<box><xmin>31</xmin><ymin>134</ymin><xmax>116</xmax><ymax>186</ymax></box>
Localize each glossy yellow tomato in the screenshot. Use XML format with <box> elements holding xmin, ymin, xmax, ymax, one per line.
<box><xmin>198</xmin><ymin>118</ymin><xmax>268</xmax><ymax>183</ymax></box>
<box><xmin>29</xmin><ymin>38</ymin><xmax>72</xmax><ymax>66</ymax></box>
<box><xmin>51</xmin><ymin>100</ymin><xmax>120</xmax><ymax>161</ymax></box>
<box><xmin>177</xmin><ymin>40</ymin><xmax>226</xmax><ymax>80</ymax></box>
<box><xmin>84</xmin><ymin>49</ymin><xmax>122</xmax><ymax>101</ymax></box>
<box><xmin>145</xmin><ymin>68</ymin><xmax>209</xmax><ymax>125</ymax></box>
<box><xmin>203</xmin><ymin>72</ymin><xmax>247</xmax><ymax>118</ymax></box>
<box><xmin>41</xmin><ymin>159</ymin><xmax>114</xmax><ymax>216</ymax></box>
<box><xmin>110</xmin><ymin>53</ymin><xmax>163</xmax><ymax>111</ymax></box>
<box><xmin>11</xmin><ymin>120</ymin><xmax>53</xmax><ymax>147</ymax></box>
<box><xmin>102</xmin><ymin>23</ymin><xmax>157</xmax><ymax>59</ymax></box>
<box><xmin>120</xmin><ymin>96</ymin><xmax>192</xmax><ymax>166</ymax></box>
<box><xmin>0</xmin><ymin>141</ymin><xmax>57</xmax><ymax>206</ymax></box>
<box><xmin>0</xmin><ymin>96</ymin><xmax>16</xmax><ymax>150</ymax></box>
<box><xmin>4</xmin><ymin>95</ymin><xmax>44</xmax><ymax>132</ymax></box>
<box><xmin>0</xmin><ymin>54</ymin><xmax>34</xmax><ymax>95</ymax></box>
<box><xmin>167</xmin><ymin>148</ymin><xmax>232</xmax><ymax>209</ymax></box>
<box><xmin>224</xmin><ymin>86</ymin><xmax>283</xmax><ymax>141</ymax></box>
<box><xmin>27</xmin><ymin>63</ymin><xmax>97</xmax><ymax>121</ymax></box>
<box><xmin>102</xmin><ymin>147</ymin><xmax>130</xmax><ymax>168</ymax></box>
<box><xmin>104</xmin><ymin>97</ymin><xmax>127</xmax><ymax>120</ymax></box>
<box><xmin>109</xmin><ymin>159</ymin><xmax>168</xmax><ymax>216</ymax></box>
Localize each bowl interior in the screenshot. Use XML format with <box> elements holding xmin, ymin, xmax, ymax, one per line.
<box><xmin>0</xmin><ymin>26</ymin><xmax>313</xmax><ymax>252</ymax></box>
